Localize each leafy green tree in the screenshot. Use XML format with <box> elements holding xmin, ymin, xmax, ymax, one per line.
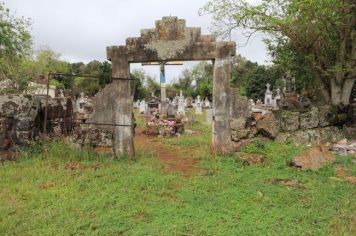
<box><xmin>146</xmin><ymin>76</ymin><xmax>160</xmax><ymax>97</ymax></box>
<box><xmin>191</xmin><ymin>61</ymin><xmax>213</xmax><ymax>99</ymax></box>
<box><xmin>0</xmin><ymin>2</ymin><xmax>32</xmax><ymax>91</ymax></box>
<box><xmin>73</xmin><ymin>77</ymin><xmax>100</xmax><ymax>96</ymax></box>
<box><xmin>231</xmin><ymin>55</ymin><xmax>259</xmax><ymax>96</ymax></box>
<box><xmin>32</xmin><ymin>48</ymin><xmax>71</xmax><ymax>89</ymax></box>
<box><xmin>245</xmin><ymin>66</ymin><xmax>272</xmax><ymax>100</ymax></box>
<box><xmin>172</xmin><ymin>69</ymin><xmax>195</xmax><ymax>97</ymax></box>
<box><xmin>130</xmin><ymin>69</ymin><xmax>148</xmax><ymax>100</ymax></box>
<box><xmin>201</xmin><ymin>0</ymin><xmax>356</xmax><ymax>105</ymax></box>
<box><xmin>99</xmin><ymin>61</ymin><xmax>112</xmax><ymax>87</ymax></box>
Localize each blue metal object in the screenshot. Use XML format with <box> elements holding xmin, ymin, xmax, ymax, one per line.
<box><xmin>160</xmin><ymin>71</ymin><xmax>165</xmax><ymax>83</ymax></box>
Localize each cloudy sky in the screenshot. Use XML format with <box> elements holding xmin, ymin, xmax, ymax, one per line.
<box><xmin>4</xmin><ymin>0</ymin><xmax>269</xmax><ymax>82</ymax></box>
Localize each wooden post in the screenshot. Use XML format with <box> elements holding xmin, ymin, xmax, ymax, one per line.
<box><xmin>212</xmin><ymin>42</ymin><xmax>233</xmax><ymax>155</ymax></box>
<box><xmin>110</xmin><ymin>52</ymin><xmax>134</xmax><ymax>157</ymax></box>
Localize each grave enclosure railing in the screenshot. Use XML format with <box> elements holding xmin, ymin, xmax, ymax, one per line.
<box><xmin>43</xmin><ymin>72</ymin><xmax>136</xmax><ymax>137</ymax></box>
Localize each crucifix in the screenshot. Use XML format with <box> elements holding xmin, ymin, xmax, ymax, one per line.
<box><xmin>142</xmin><ymin>61</ymin><xmax>183</xmax><ymax>117</ymax></box>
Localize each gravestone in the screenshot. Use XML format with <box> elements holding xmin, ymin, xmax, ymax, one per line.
<box><xmin>178</xmin><ymin>90</ymin><xmax>185</xmax><ymax>115</ymax></box>
<box><xmin>195</xmin><ymin>95</ymin><xmax>202</xmax><ymax>114</ymax></box>
<box><xmin>139</xmin><ymin>100</ymin><xmax>147</xmax><ymax>114</ymax></box>
<box><xmin>206</xmin><ymin>108</ymin><xmax>213</xmax><ymax>125</ymax></box>
<box><xmin>264</xmin><ymin>83</ymin><xmax>273</xmax><ymax>107</ymax></box>
<box><xmin>204</xmin><ymin>97</ymin><xmax>211</xmax><ymax>108</ymax></box>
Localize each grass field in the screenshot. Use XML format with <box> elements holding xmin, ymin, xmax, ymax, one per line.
<box><xmin>0</xmin><ymin>111</ymin><xmax>355</xmax><ymax>235</ymax></box>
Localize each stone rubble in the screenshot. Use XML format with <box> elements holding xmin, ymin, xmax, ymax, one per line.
<box><xmin>332</xmin><ymin>139</ymin><xmax>356</xmax><ymax>156</ymax></box>
<box><xmin>290</xmin><ymin>145</ymin><xmax>336</xmax><ymax>170</ymax></box>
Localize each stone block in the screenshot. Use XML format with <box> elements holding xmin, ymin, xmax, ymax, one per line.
<box><xmin>256</xmin><ymin>113</ymin><xmax>279</xmax><ymax>138</ymax></box>
<box><xmin>15</xmin><ymin>118</ymin><xmax>34</xmax><ymax>131</ymax></box>
<box><xmin>230</xmin><ymin>117</ymin><xmax>246</xmax><ymax>131</ymax></box>
<box><xmin>300</xmin><ymin>107</ymin><xmax>319</xmax><ymax>129</ymax></box>
<box><xmin>319</xmin><ymin>126</ymin><xmax>345</xmax><ymax>143</ymax></box>
<box><xmin>231</xmin><ymin>129</ymin><xmax>250</xmax><ymax>141</ymax></box>
<box><xmin>290</xmin><ymin>145</ymin><xmax>335</xmax><ymax>170</ymax></box>
<box><xmin>279</xmin><ymin>110</ymin><xmax>299</xmax><ymax>132</ymax></box>
<box><xmin>318</xmin><ymin>105</ymin><xmax>338</xmax><ymax>127</ymax></box>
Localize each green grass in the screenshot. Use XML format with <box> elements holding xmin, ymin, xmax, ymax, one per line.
<box><xmin>0</xmin><ymin>116</ymin><xmax>355</xmax><ymax>235</ymax></box>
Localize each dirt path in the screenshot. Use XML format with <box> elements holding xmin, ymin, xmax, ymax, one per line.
<box><xmin>134</xmin><ymin>129</ymin><xmax>199</xmax><ymax>177</ymax></box>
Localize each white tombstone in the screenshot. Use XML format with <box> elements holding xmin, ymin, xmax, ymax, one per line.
<box><xmin>204</xmin><ymin>97</ymin><xmax>211</xmax><ymax>108</ymax></box>
<box><xmin>134</xmin><ymin>100</ymin><xmax>140</xmax><ymax>108</ymax></box>
<box><xmin>264</xmin><ymin>83</ymin><xmax>273</xmax><ymax>106</ymax></box>
<box><xmin>249</xmin><ymin>99</ymin><xmax>256</xmax><ymax>109</ymax></box>
<box><xmin>195</xmin><ymin>95</ymin><xmax>202</xmax><ymax>114</ymax></box>
<box><xmin>178</xmin><ymin>90</ymin><xmax>185</xmax><ymax>115</ymax></box>
<box><xmin>139</xmin><ymin>100</ymin><xmax>147</xmax><ymax>114</ymax></box>
<box><xmin>76</xmin><ymin>92</ymin><xmax>86</xmax><ymax>113</ymax></box>
<box><xmin>273</xmin><ymin>87</ymin><xmax>281</xmax><ymax>109</ymax></box>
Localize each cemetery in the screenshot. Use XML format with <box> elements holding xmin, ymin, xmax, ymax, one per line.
<box><xmin>0</xmin><ymin>1</ymin><xmax>355</xmax><ymax>235</ymax></box>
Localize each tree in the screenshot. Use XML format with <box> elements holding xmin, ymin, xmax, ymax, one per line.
<box><xmin>201</xmin><ymin>0</ymin><xmax>356</xmax><ymax>105</ymax></box>
<box><xmin>191</xmin><ymin>61</ymin><xmax>213</xmax><ymax>99</ymax></box>
<box><xmin>245</xmin><ymin>66</ymin><xmax>277</xmax><ymax>100</ymax></box>
<box><xmin>130</xmin><ymin>69</ymin><xmax>148</xmax><ymax>100</ymax></box>
<box><xmin>231</xmin><ymin>55</ymin><xmax>258</xmax><ymax>96</ymax></box>
<box><xmin>0</xmin><ymin>2</ymin><xmax>32</xmax><ymax>91</ymax></box>
<box><xmin>172</xmin><ymin>69</ymin><xmax>195</xmax><ymax>97</ymax></box>
<box><xmin>146</xmin><ymin>76</ymin><xmax>160</xmax><ymax>97</ymax></box>
<box><xmin>73</xmin><ymin>76</ymin><xmax>100</xmax><ymax>96</ymax></box>
<box><xmin>98</xmin><ymin>61</ymin><xmax>112</xmax><ymax>87</ymax></box>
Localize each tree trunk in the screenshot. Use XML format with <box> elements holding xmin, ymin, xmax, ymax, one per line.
<box><xmin>331</xmin><ymin>78</ymin><xmax>355</xmax><ymax>106</ymax></box>
<box><xmin>313</xmin><ymin>71</ymin><xmax>331</xmax><ymax>104</ymax></box>
<box><xmin>330</xmin><ymin>79</ymin><xmax>342</xmax><ymax>105</ymax></box>
<box><xmin>341</xmin><ymin>78</ymin><xmax>355</xmax><ymax>105</ymax></box>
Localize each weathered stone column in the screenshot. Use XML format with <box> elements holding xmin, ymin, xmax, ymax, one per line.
<box><xmin>212</xmin><ymin>42</ymin><xmax>235</xmax><ymax>155</ymax></box>
<box><xmin>107</xmin><ymin>47</ymin><xmax>135</xmax><ymax>157</ymax></box>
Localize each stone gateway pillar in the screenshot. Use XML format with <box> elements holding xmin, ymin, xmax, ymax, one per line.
<box><xmin>212</xmin><ymin>42</ymin><xmax>234</xmax><ymax>155</ymax></box>
<box><xmin>107</xmin><ymin>47</ymin><xmax>135</xmax><ymax>157</ymax></box>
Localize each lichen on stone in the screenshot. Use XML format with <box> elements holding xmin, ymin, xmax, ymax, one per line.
<box><xmin>144</xmin><ymin>31</ymin><xmax>193</xmax><ymax>60</ymax></box>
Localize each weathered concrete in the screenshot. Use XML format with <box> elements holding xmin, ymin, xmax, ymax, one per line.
<box><xmin>110</xmin><ymin>55</ymin><xmax>134</xmax><ymax>157</ymax></box>
<box><xmin>105</xmin><ymin>16</ymin><xmax>236</xmax><ymax>156</ymax></box>
<box><xmin>212</xmin><ymin>42</ymin><xmax>235</xmax><ymax>155</ymax></box>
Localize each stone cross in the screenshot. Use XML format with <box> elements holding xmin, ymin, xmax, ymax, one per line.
<box><xmin>266</xmin><ymin>83</ymin><xmax>271</xmax><ymax>92</ymax></box>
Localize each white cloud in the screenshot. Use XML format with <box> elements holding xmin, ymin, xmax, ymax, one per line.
<box><xmin>4</xmin><ymin>0</ymin><xmax>269</xmax><ymax>82</ymax></box>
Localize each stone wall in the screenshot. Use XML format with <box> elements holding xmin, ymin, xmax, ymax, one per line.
<box><xmin>0</xmin><ymin>95</ymin><xmax>74</xmax><ymax>153</ymax></box>
<box><xmin>0</xmin><ymin>95</ymin><xmax>41</xmax><ymax>151</ymax></box>
<box><xmin>230</xmin><ymin>105</ymin><xmax>353</xmax><ymax>149</ymax></box>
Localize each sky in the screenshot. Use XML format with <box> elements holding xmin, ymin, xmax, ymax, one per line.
<box><xmin>4</xmin><ymin>0</ymin><xmax>269</xmax><ymax>83</ymax></box>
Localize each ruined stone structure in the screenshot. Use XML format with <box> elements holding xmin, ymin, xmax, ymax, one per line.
<box><xmin>230</xmin><ymin>105</ymin><xmax>353</xmax><ymax>150</ymax></box>
<box><xmin>91</xmin><ymin>16</ymin><xmax>235</xmax><ymax>156</ymax></box>
<box><xmin>0</xmin><ymin>95</ymin><xmax>73</xmax><ymax>155</ymax></box>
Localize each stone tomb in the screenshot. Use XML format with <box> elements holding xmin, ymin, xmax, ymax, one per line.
<box><xmin>90</xmin><ymin>16</ymin><xmax>235</xmax><ymax>156</ymax></box>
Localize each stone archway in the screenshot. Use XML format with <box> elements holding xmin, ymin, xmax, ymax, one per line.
<box><xmin>92</xmin><ymin>16</ymin><xmax>235</xmax><ymax>157</ymax></box>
